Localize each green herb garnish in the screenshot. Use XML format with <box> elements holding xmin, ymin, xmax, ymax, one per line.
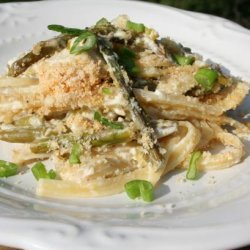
<box><xmin>31</xmin><ymin>162</ymin><xmax>56</xmax><ymax>181</ymax></box>
<box><xmin>48</xmin><ymin>169</ymin><xmax>57</xmax><ymax>179</ymax></box>
<box><xmin>118</xmin><ymin>47</ymin><xmax>139</xmax><ymax>76</ymax></box>
<box><xmin>126</xmin><ymin>20</ymin><xmax>145</xmax><ymax>33</ymax></box>
<box><xmin>70</xmin><ymin>31</ymin><xmax>96</xmax><ymax>54</ymax></box>
<box><xmin>94</xmin><ymin>111</ymin><xmax>124</xmax><ymax>129</ymax></box>
<box><xmin>186</xmin><ymin>151</ymin><xmax>202</xmax><ymax>180</ymax></box>
<box><xmin>48</xmin><ymin>24</ymin><xmax>96</xmax><ymax>54</ymax></box>
<box><xmin>194</xmin><ymin>68</ymin><xmax>218</xmax><ymax>91</ymax></box>
<box><xmin>47</xmin><ymin>24</ymin><xmax>84</xmax><ymax>36</ymax></box>
<box><xmin>173</xmin><ymin>54</ymin><xmax>195</xmax><ymax>65</ymax></box>
<box><xmin>95</xmin><ymin>17</ymin><xmax>110</xmax><ymax>27</ymax></box>
<box><xmin>124</xmin><ymin>180</ymin><xmax>154</xmax><ymax>202</ymax></box>
<box><xmin>102</xmin><ymin>87</ymin><xmax>112</xmax><ymax>95</ymax></box>
<box><xmin>69</xmin><ymin>143</ymin><xmax>81</xmax><ymax>164</ymax></box>
<box><xmin>0</xmin><ymin>160</ymin><xmax>18</xmax><ymax>177</ymax></box>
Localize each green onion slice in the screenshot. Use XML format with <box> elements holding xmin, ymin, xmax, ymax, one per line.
<box><xmin>69</xmin><ymin>143</ymin><xmax>81</xmax><ymax>164</ymax></box>
<box><xmin>102</xmin><ymin>87</ymin><xmax>112</xmax><ymax>95</ymax></box>
<box><xmin>31</xmin><ymin>162</ymin><xmax>56</xmax><ymax>180</ymax></box>
<box><xmin>94</xmin><ymin>111</ymin><xmax>124</xmax><ymax>129</ymax></box>
<box><xmin>124</xmin><ymin>180</ymin><xmax>154</xmax><ymax>202</ymax></box>
<box><xmin>186</xmin><ymin>151</ymin><xmax>202</xmax><ymax>180</ymax></box>
<box><xmin>70</xmin><ymin>31</ymin><xmax>96</xmax><ymax>54</ymax></box>
<box><xmin>126</xmin><ymin>20</ymin><xmax>145</xmax><ymax>33</ymax></box>
<box><xmin>118</xmin><ymin>47</ymin><xmax>139</xmax><ymax>76</ymax></box>
<box><xmin>0</xmin><ymin>160</ymin><xmax>18</xmax><ymax>177</ymax></box>
<box><xmin>101</xmin><ymin>117</ymin><xmax>124</xmax><ymax>129</ymax></box>
<box><xmin>48</xmin><ymin>169</ymin><xmax>57</xmax><ymax>179</ymax></box>
<box><xmin>48</xmin><ymin>24</ymin><xmax>84</xmax><ymax>36</ymax></box>
<box><xmin>173</xmin><ymin>54</ymin><xmax>195</xmax><ymax>65</ymax></box>
<box><xmin>119</xmin><ymin>47</ymin><xmax>135</xmax><ymax>58</ymax></box>
<box><xmin>95</xmin><ymin>17</ymin><xmax>110</xmax><ymax>27</ymax></box>
<box><xmin>94</xmin><ymin>111</ymin><xmax>102</xmax><ymax>121</ymax></box>
<box><xmin>194</xmin><ymin>68</ymin><xmax>218</xmax><ymax>91</ymax></box>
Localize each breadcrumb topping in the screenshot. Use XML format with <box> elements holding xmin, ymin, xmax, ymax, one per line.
<box><xmin>36</xmin><ymin>49</ymin><xmax>110</xmax><ymax>114</ymax></box>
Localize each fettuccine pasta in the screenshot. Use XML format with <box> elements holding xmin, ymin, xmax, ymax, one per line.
<box><xmin>0</xmin><ymin>15</ymin><xmax>249</xmax><ymax>200</ymax></box>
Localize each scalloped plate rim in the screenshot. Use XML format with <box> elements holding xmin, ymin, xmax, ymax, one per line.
<box><xmin>0</xmin><ymin>0</ymin><xmax>250</xmax><ymax>249</ymax></box>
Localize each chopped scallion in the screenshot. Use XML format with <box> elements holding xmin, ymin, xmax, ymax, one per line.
<box><xmin>101</xmin><ymin>118</ymin><xmax>124</xmax><ymax>129</ymax></box>
<box><xmin>102</xmin><ymin>87</ymin><xmax>112</xmax><ymax>95</ymax></box>
<box><xmin>70</xmin><ymin>31</ymin><xmax>96</xmax><ymax>54</ymax></box>
<box><xmin>125</xmin><ymin>180</ymin><xmax>154</xmax><ymax>202</ymax></box>
<box><xmin>31</xmin><ymin>162</ymin><xmax>56</xmax><ymax>180</ymax></box>
<box><xmin>94</xmin><ymin>111</ymin><xmax>102</xmax><ymax>122</ymax></box>
<box><xmin>118</xmin><ymin>47</ymin><xmax>139</xmax><ymax>76</ymax></box>
<box><xmin>0</xmin><ymin>160</ymin><xmax>18</xmax><ymax>178</ymax></box>
<box><xmin>173</xmin><ymin>54</ymin><xmax>195</xmax><ymax>65</ymax></box>
<box><xmin>47</xmin><ymin>24</ymin><xmax>84</xmax><ymax>36</ymax></box>
<box><xmin>194</xmin><ymin>68</ymin><xmax>218</xmax><ymax>91</ymax></box>
<box><xmin>95</xmin><ymin>17</ymin><xmax>110</xmax><ymax>27</ymax></box>
<box><xmin>186</xmin><ymin>151</ymin><xmax>202</xmax><ymax>180</ymax></box>
<box><xmin>126</xmin><ymin>20</ymin><xmax>145</xmax><ymax>33</ymax></box>
<box><xmin>48</xmin><ymin>169</ymin><xmax>57</xmax><ymax>179</ymax></box>
<box><xmin>94</xmin><ymin>111</ymin><xmax>124</xmax><ymax>129</ymax></box>
<box><xmin>120</xmin><ymin>47</ymin><xmax>135</xmax><ymax>57</ymax></box>
<box><xmin>69</xmin><ymin>143</ymin><xmax>81</xmax><ymax>164</ymax></box>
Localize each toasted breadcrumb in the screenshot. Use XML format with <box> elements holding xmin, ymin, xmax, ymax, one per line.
<box><xmin>0</xmin><ymin>49</ymin><xmax>113</xmax><ymax>123</ymax></box>
<box><xmin>36</xmin><ymin>49</ymin><xmax>110</xmax><ymax>114</ymax></box>
<box><xmin>157</xmin><ymin>65</ymin><xmax>199</xmax><ymax>95</ymax></box>
<box><xmin>65</xmin><ymin>111</ymin><xmax>103</xmax><ymax>135</ymax></box>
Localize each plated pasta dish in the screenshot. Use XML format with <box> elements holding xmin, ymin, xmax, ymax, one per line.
<box><xmin>0</xmin><ymin>15</ymin><xmax>249</xmax><ymax>201</ymax></box>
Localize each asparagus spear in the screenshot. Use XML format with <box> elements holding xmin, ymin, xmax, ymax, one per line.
<box><xmin>90</xmin><ymin>129</ymin><xmax>133</xmax><ymax>147</ymax></box>
<box><xmin>0</xmin><ymin>127</ymin><xmax>43</xmax><ymax>143</ymax></box>
<box><xmin>7</xmin><ymin>20</ymin><xmax>119</xmax><ymax>77</ymax></box>
<box><xmin>8</xmin><ymin>35</ymin><xmax>72</xmax><ymax>77</ymax></box>
<box><xmin>30</xmin><ymin>128</ymin><xmax>135</xmax><ymax>154</ymax></box>
<box><xmin>30</xmin><ymin>140</ymin><xmax>49</xmax><ymax>154</ymax></box>
<box><xmin>14</xmin><ymin>115</ymin><xmax>44</xmax><ymax>127</ymax></box>
<box><xmin>97</xmin><ymin>37</ymin><xmax>165</xmax><ymax>170</ymax></box>
<box><xmin>0</xmin><ymin>120</ymin><xmax>134</xmax><ymax>153</ymax></box>
<box><xmin>0</xmin><ymin>108</ymin><xmax>135</xmax><ymax>150</ymax></box>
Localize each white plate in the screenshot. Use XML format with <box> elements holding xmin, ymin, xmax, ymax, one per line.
<box><xmin>0</xmin><ymin>1</ymin><xmax>250</xmax><ymax>249</ymax></box>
